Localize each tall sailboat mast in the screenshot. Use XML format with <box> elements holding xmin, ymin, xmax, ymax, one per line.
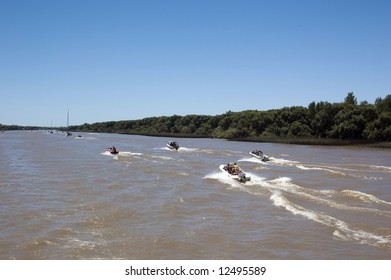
<box><xmin>66</xmin><ymin>109</ymin><xmax>72</xmax><ymax>136</ymax></box>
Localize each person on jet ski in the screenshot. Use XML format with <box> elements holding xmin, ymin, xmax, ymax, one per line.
<box><xmin>232</xmin><ymin>163</ymin><xmax>239</xmax><ymax>175</ymax></box>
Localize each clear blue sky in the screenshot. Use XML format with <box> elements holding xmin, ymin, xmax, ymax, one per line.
<box><xmin>1</xmin><ymin>0</ymin><xmax>390</xmax><ymax>127</ymax></box>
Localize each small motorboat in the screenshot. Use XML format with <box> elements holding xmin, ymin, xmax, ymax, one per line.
<box><xmin>249</xmin><ymin>150</ymin><xmax>270</xmax><ymax>162</ymax></box>
<box><xmin>107</xmin><ymin>146</ymin><xmax>119</xmax><ymax>154</ymax></box>
<box><xmin>219</xmin><ymin>163</ymin><xmax>251</xmax><ymax>183</ymax></box>
<box><xmin>167</xmin><ymin>141</ymin><xmax>180</xmax><ymax>150</ymax></box>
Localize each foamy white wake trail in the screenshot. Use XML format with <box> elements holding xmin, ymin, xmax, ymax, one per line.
<box><xmin>270</xmin><ymin>191</ymin><xmax>391</xmax><ymax>247</ymax></box>
<box><xmin>119</xmin><ymin>151</ymin><xmax>143</xmax><ymax>156</ymax></box>
<box><xmin>157</xmin><ymin>146</ymin><xmax>174</xmax><ymax>151</ymax></box>
<box><xmin>351</xmin><ymin>164</ymin><xmax>391</xmax><ymax>173</ymax></box>
<box><xmin>340</xmin><ymin>190</ymin><xmax>391</xmax><ymax>205</ymax></box>
<box><xmin>177</xmin><ymin>147</ymin><xmax>199</xmax><ymax>152</ymax></box>
<box><xmin>270</xmin><ymin>158</ymin><xmax>300</xmax><ymax>166</ymax></box>
<box><xmin>208</xmin><ymin>170</ymin><xmax>391</xmax><ymax>247</ymax></box>
<box><xmin>101</xmin><ymin>151</ymin><xmax>144</xmax><ymax>161</ymax></box>
<box><xmin>265</xmin><ymin>177</ymin><xmax>391</xmax><ymax>216</ymax></box>
<box><xmin>151</xmin><ymin>155</ymin><xmax>174</xmax><ymax>161</ymax></box>
<box><xmin>205</xmin><ymin>166</ymin><xmax>391</xmax><ymax>247</ymax></box>
<box><xmin>241</xmin><ymin>156</ymin><xmax>300</xmax><ymax>167</ymax></box>
<box><xmin>204</xmin><ymin>172</ymin><xmax>243</xmax><ymax>187</ymax></box>
<box><xmin>297</xmin><ymin>164</ymin><xmax>386</xmax><ymax>180</ymax></box>
<box><xmin>159</xmin><ymin>146</ymin><xmax>198</xmax><ymax>153</ymax></box>
<box><xmin>239</xmin><ymin>157</ymin><xmax>269</xmax><ymax>165</ymax></box>
<box><xmin>296</xmin><ymin>165</ymin><xmax>346</xmax><ymax>175</ymax></box>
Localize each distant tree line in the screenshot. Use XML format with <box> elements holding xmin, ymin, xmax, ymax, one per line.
<box><xmin>69</xmin><ymin>93</ymin><xmax>391</xmax><ymax>143</ymax></box>
<box><xmin>3</xmin><ymin>93</ymin><xmax>390</xmax><ymax>144</ymax></box>
<box><xmin>0</xmin><ymin>124</ymin><xmax>43</xmax><ymax>131</ymax></box>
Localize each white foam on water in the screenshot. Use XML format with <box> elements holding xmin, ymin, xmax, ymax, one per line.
<box><xmin>265</xmin><ymin>177</ymin><xmax>391</xmax><ymax>216</ymax></box>
<box><xmin>206</xmin><ymin>161</ymin><xmax>391</xmax><ymax>248</ymax></box>
<box><xmin>350</xmin><ymin>164</ymin><xmax>391</xmax><ymax>173</ymax></box>
<box><xmin>210</xmin><ymin>172</ymin><xmax>391</xmax><ymax>247</ymax></box>
<box><xmin>340</xmin><ymin>190</ymin><xmax>391</xmax><ymax>205</ymax></box>
<box><xmin>204</xmin><ymin>171</ymin><xmax>257</xmax><ymax>192</ymax></box>
<box><xmin>239</xmin><ymin>157</ymin><xmax>269</xmax><ymax>165</ymax></box>
<box><xmin>65</xmin><ymin>238</ymin><xmax>98</xmax><ymax>250</ymax></box>
<box><xmin>177</xmin><ymin>147</ymin><xmax>199</xmax><ymax>152</ymax></box>
<box><xmin>271</xmin><ymin>158</ymin><xmax>300</xmax><ymax>166</ymax></box>
<box><xmin>297</xmin><ymin>163</ymin><xmax>388</xmax><ymax>180</ymax></box>
<box><xmin>156</xmin><ymin>146</ymin><xmax>175</xmax><ymax>152</ymax></box>
<box><xmin>204</xmin><ymin>171</ymin><xmax>235</xmax><ymax>185</ymax></box>
<box><xmin>296</xmin><ymin>165</ymin><xmax>346</xmax><ymax>175</ymax></box>
<box><xmin>119</xmin><ymin>151</ymin><xmax>143</xmax><ymax>156</ymax></box>
<box><xmin>101</xmin><ymin>151</ymin><xmax>118</xmax><ymax>158</ymax></box>
<box><xmin>245</xmin><ymin>173</ymin><xmax>267</xmax><ymax>184</ymax></box>
<box><xmin>151</xmin><ymin>155</ymin><xmax>174</xmax><ymax>161</ymax></box>
<box><xmin>270</xmin><ymin>191</ymin><xmax>391</xmax><ymax>247</ymax></box>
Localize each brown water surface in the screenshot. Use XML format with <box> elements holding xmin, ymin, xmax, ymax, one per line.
<box><xmin>1</xmin><ymin>131</ymin><xmax>390</xmax><ymax>259</ymax></box>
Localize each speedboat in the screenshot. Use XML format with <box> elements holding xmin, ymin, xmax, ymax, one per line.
<box><xmin>249</xmin><ymin>150</ymin><xmax>270</xmax><ymax>162</ymax></box>
<box><xmin>219</xmin><ymin>163</ymin><xmax>251</xmax><ymax>183</ymax></box>
<box><xmin>167</xmin><ymin>141</ymin><xmax>180</xmax><ymax>150</ymax></box>
<box><xmin>107</xmin><ymin>146</ymin><xmax>119</xmax><ymax>154</ymax></box>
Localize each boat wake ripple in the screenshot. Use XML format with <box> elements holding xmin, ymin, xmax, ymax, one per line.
<box><xmin>205</xmin><ymin>172</ymin><xmax>391</xmax><ymax>248</ymax></box>
<box><xmin>242</xmin><ymin>156</ymin><xmax>388</xmax><ymax>180</ymax></box>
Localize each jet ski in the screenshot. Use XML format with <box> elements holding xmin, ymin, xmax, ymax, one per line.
<box><xmin>249</xmin><ymin>150</ymin><xmax>270</xmax><ymax>162</ymax></box>
<box><xmin>107</xmin><ymin>146</ymin><xmax>119</xmax><ymax>154</ymax></box>
<box><xmin>167</xmin><ymin>141</ymin><xmax>180</xmax><ymax>150</ymax></box>
<box><xmin>219</xmin><ymin>163</ymin><xmax>251</xmax><ymax>183</ymax></box>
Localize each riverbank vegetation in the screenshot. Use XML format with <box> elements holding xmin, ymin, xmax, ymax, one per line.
<box><xmin>69</xmin><ymin>92</ymin><xmax>391</xmax><ymax>145</ymax></box>
<box><xmin>2</xmin><ymin>93</ymin><xmax>390</xmax><ymax>146</ymax></box>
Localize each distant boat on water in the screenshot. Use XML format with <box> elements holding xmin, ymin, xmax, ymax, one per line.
<box><xmin>49</xmin><ymin>120</ymin><xmax>53</xmax><ymax>134</ymax></box>
<box><xmin>66</xmin><ymin>110</ymin><xmax>72</xmax><ymax>136</ymax></box>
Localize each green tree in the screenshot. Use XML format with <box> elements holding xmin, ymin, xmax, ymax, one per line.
<box><xmin>344</xmin><ymin>92</ymin><xmax>357</xmax><ymax>107</ymax></box>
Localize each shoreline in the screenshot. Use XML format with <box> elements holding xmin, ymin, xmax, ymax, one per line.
<box><xmin>5</xmin><ymin>129</ymin><xmax>391</xmax><ymax>148</ymax></box>
<box><xmin>117</xmin><ymin>132</ymin><xmax>391</xmax><ymax>149</ymax></box>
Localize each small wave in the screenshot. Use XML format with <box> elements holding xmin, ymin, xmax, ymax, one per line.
<box><xmin>328</xmin><ymin>163</ymin><xmax>390</xmax><ymax>175</ymax></box>
<box><xmin>266</xmin><ymin>177</ymin><xmax>391</xmax><ymax>216</ymax></box>
<box><xmin>347</xmin><ymin>174</ymin><xmax>383</xmax><ymax>181</ymax></box>
<box><xmin>246</xmin><ymin>173</ymin><xmax>267</xmax><ymax>183</ymax></box>
<box><xmin>270</xmin><ymin>191</ymin><xmax>391</xmax><ymax>247</ymax></box>
<box><xmin>118</xmin><ymin>151</ymin><xmax>143</xmax><ymax>156</ymax></box>
<box><xmin>296</xmin><ymin>165</ymin><xmax>384</xmax><ymax>180</ymax></box>
<box><xmin>32</xmin><ymin>239</ymin><xmax>57</xmax><ymax>246</ymax></box>
<box><xmin>204</xmin><ymin>172</ymin><xmax>232</xmax><ymax>183</ymax></box>
<box><xmin>340</xmin><ymin>190</ymin><xmax>391</xmax><ymax>205</ymax></box>
<box><xmin>239</xmin><ymin>157</ymin><xmax>269</xmax><ymax>165</ymax></box>
<box><xmin>296</xmin><ymin>165</ymin><xmax>346</xmax><ymax>175</ymax></box>
<box><xmin>150</xmin><ymin>155</ymin><xmax>174</xmax><ymax>161</ymax></box>
<box><xmin>177</xmin><ymin>147</ymin><xmax>199</xmax><ymax>152</ymax></box>
<box><xmin>159</xmin><ymin>147</ymin><xmax>177</xmax><ymax>152</ymax></box>
<box><xmin>101</xmin><ymin>151</ymin><xmax>116</xmax><ymax>157</ymax></box>
<box><xmin>101</xmin><ymin>150</ymin><xmax>139</xmax><ymax>157</ymax></box>
<box><xmin>199</xmin><ymin>149</ymin><xmax>217</xmax><ymax>154</ymax></box>
<box><xmin>271</xmin><ymin>158</ymin><xmax>300</xmax><ymax>166</ymax></box>
<box><xmin>204</xmin><ymin>171</ymin><xmax>249</xmax><ymax>189</ymax></box>
<box><xmin>204</xmin><ymin>172</ymin><xmax>268</xmax><ymax>198</ymax></box>
<box><xmin>270</xmin><ymin>191</ymin><xmax>318</xmax><ymax>221</ymax></box>
<box><xmin>333</xmin><ymin>228</ymin><xmax>391</xmax><ymax>247</ymax></box>
<box><xmin>65</xmin><ymin>238</ymin><xmax>98</xmax><ymax>250</ymax></box>
<box><xmin>346</xmin><ymin>164</ymin><xmax>391</xmax><ymax>173</ymax></box>
<box><xmin>207</xmin><ymin>168</ymin><xmax>391</xmax><ymax>248</ymax></box>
